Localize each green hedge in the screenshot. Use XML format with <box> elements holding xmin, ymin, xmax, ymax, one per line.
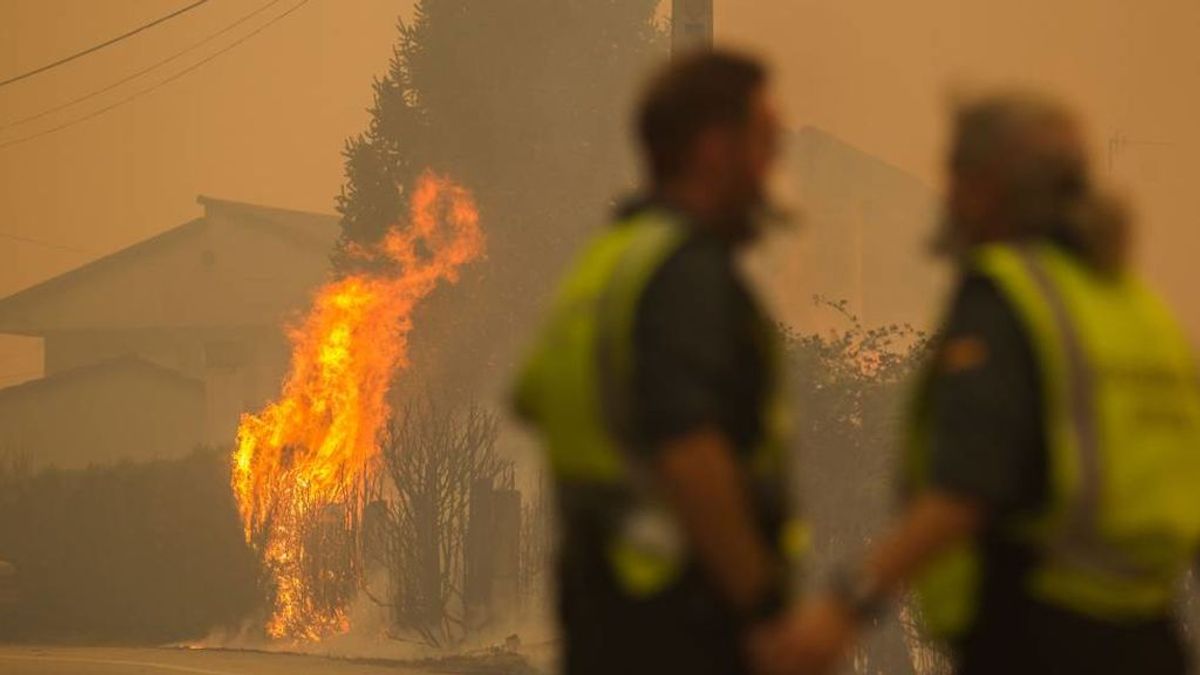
<box><xmin>0</xmin><ymin>449</ymin><xmax>260</xmax><ymax>643</ymax></box>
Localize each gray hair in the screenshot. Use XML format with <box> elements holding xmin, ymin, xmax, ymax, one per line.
<box><xmin>949</xmin><ymin>91</ymin><xmax>1128</xmax><ymax>272</ymax></box>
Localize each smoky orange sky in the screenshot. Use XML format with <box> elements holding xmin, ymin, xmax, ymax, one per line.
<box><xmin>2</xmin><ymin>0</ymin><xmax>1199</xmax><ymax>388</ymax></box>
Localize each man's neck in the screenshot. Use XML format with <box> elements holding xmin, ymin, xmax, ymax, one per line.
<box><xmin>655</xmin><ymin>183</ymin><xmax>758</xmax><ymax>247</ymax></box>
<box><xmin>657</xmin><ymin>178</ymin><xmax>728</xmax><ymax>228</ymax></box>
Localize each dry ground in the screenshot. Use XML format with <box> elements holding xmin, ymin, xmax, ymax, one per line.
<box><xmin>0</xmin><ymin>645</ymin><xmax>430</xmax><ymax>675</ymax></box>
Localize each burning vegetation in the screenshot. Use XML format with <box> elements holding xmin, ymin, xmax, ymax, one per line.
<box><xmin>232</xmin><ymin>172</ymin><xmax>483</xmax><ymax>641</ymax></box>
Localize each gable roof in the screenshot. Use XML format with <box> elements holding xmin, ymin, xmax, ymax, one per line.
<box><xmin>0</xmin><ymin>219</ymin><xmax>207</xmax><ymax>328</ymax></box>
<box><xmin>196</xmin><ymin>195</ymin><xmax>339</xmax><ymax>252</ymax></box>
<box><xmin>0</xmin><ymin>355</ymin><xmax>202</xmax><ymax>404</ymax></box>
<box><xmin>0</xmin><ymin>197</ymin><xmax>339</xmax><ymax>336</ymax></box>
<box><xmin>792</xmin><ymin>125</ymin><xmax>933</xmax><ymax>197</ymax></box>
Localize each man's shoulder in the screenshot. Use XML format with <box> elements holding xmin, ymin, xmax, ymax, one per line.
<box><xmin>610</xmin><ymin>197</ymin><xmax>741</xmax><ymax>304</ymax></box>
<box><xmin>644</xmin><ymin>232</ymin><xmax>736</xmax><ymax>301</ymax></box>
<box><xmin>937</xmin><ymin>269</ymin><xmax>1038</xmax><ymax>379</ymax></box>
<box><xmin>946</xmin><ymin>271</ymin><xmax>1017</xmax><ymax>330</ymax></box>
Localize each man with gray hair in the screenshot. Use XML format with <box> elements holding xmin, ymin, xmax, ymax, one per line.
<box><xmin>754</xmin><ymin>92</ymin><xmax>1200</xmax><ymax>675</ymax></box>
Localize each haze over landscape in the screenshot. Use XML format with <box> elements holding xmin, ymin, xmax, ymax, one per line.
<box><xmin>4</xmin><ymin>0</ymin><xmax>1200</xmax><ymax>391</ymax></box>
<box><xmin>2</xmin><ymin>2</ymin><xmax>1200</xmax><ymax>673</ymax></box>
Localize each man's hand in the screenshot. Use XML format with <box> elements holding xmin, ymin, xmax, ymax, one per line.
<box><xmin>748</xmin><ymin>598</ymin><xmax>856</xmax><ymax>675</ymax></box>
<box><xmin>748</xmin><ymin>491</ymin><xmax>983</xmax><ymax>674</ymax></box>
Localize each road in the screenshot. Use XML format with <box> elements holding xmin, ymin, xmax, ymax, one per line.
<box><xmin>0</xmin><ymin>645</ymin><xmax>430</xmax><ymax>675</ymax></box>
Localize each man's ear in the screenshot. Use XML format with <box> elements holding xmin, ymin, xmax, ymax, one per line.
<box><xmin>957</xmin><ymin>175</ymin><xmax>993</xmax><ymax>224</ymax></box>
<box><xmin>692</xmin><ymin>126</ymin><xmax>730</xmax><ymax>173</ymax></box>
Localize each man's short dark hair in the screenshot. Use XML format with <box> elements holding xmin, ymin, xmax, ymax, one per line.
<box><xmin>637</xmin><ymin>49</ymin><xmax>768</xmax><ymax>183</ymax></box>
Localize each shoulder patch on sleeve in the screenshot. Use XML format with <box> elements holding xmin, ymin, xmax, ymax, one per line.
<box><xmin>939</xmin><ymin>335</ymin><xmax>989</xmax><ymax>374</ymax></box>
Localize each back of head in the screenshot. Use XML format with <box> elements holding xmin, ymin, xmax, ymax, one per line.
<box><xmin>949</xmin><ymin>91</ymin><xmax>1130</xmax><ymax>273</ymax></box>
<box><xmin>636</xmin><ymin>49</ymin><xmax>768</xmax><ymax>185</ymax></box>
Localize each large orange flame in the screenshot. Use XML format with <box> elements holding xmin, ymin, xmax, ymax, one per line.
<box><xmin>232</xmin><ymin>172</ymin><xmax>483</xmax><ymax>641</ymax></box>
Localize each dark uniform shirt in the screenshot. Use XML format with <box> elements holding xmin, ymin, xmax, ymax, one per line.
<box><xmin>558</xmin><ymin>203</ymin><xmax>774</xmax><ymax>675</ymax></box>
<box><xmin>632</xmin><ymin>229</ymin><xmax>769</xmax><ymax>460</ymax></box>
<box><xmin>927</xmin><ymin>249</ymin><xmax>1187</xmax><ymax>675</ymax></box>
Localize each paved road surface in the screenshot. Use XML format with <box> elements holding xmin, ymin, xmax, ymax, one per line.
<box><xmin>0</xmin><ymin>645</ymin><xmax>428</xmax><ymax>675</ymax></box>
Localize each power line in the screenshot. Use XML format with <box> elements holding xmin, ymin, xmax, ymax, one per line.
<box><xmin>0</xmin><ymin>0</ymin><xmax>313</xmax><ymax>152</ymax></box>
<box><xmin>0</xmin><ymin>230</ymin><xmax>92</xmax><ymax>254</ymax></box>
<box><xmin>0</xmin><ymin>0</ymin><xmax>212</xmax><ymax>90</ymax></box>
<box><xmin>1</xmin><ymin>0</ymin><xmax>288</xmax><ymax>132</ymax></box>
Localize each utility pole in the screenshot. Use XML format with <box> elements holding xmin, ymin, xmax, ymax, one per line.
<box><xmin>1107</xmin><ymin>130</ymin><xmax>1175</xmax><ymax>174</ymax></box>
<box><xmin>672</xmin><ymin>0</ymin><xmax>713</xmax><ymax>53</ymax></box>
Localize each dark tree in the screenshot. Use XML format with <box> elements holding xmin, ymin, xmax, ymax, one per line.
<box><xmin>335</xmin><ymin>1</ymin><xmax>667</xmax><ymax>399</ymax></box>
<box><xmin>336</xmin><ymin>0</ymin><xmax>665</xmax><ymax>262</ymax></box>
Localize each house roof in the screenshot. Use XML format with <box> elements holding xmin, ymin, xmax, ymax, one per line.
<box><xmin>0</xmin><ymin>355</ymin><xmax>202</xmax><ymax>404</ymax></box>
<box><xmin>196</xmin><ymin>195</ymin><xmax>339</xmax><ymax>252</ymax></box>
<box><xmin>774</xmin><ymin>126</ymin><xmax>944</xmax><ymax>332</ymax></box>
<box><xmin>0</xmin><ymin>197</ymin><xmax>339</xmax><ymax>336</ymax></box>
<box><xmin>0</xmin><ymin>218</ymin><xmax>206</xmax><ymax>326</ymax></box>
<box><xmin>791</xmin><ymin>125</ymin><xmax>932</xmax><ymax>196</ymax></box>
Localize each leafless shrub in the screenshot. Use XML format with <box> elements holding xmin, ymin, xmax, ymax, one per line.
<box><xmin>366</xmin><ymin>398</ymin><xmax>509</xmax><ymax>647</ymax></box>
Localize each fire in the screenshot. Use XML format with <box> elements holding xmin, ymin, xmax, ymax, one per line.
<box><xmin>232</xmin><ymin>171</ymin><xmax>483</xmax><ymax>641</ymax></box>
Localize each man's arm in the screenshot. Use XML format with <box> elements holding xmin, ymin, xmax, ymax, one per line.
<box><xmin>848</xmin><ymin>276</ymin><xmax>1035</xmax><ymax>603</ymax></box>
<box><xmin>655</xmin><ymin>427</ymin><xmax>780</xmax><ymax>617</ymax></box>
<box><xmin>630</xmin><ymin>239</ymin><xmax>783</xmax><ymax>619</ymax></box>
<box><xmin>755</xmin><ymin>277</ymin><xmax>1040</xmax><ymax>674</ymax></box>
<box><xmin>858</xmin><ymin>491</ymin><xmax>982</xmax><ymax>597</ymax></box>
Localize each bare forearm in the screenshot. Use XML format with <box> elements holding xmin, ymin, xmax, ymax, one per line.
<box><xmin>657</xmin><ymin>428</ymin><xmax>778</xmax><ymax>613</ymax></box>
<box><xmin>859</xmin><ymin>492</ymin><xmax>983</xmax><ymax>598</ymax></box>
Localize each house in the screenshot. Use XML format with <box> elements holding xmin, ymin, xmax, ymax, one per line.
<box><xmin>757</xmin><ymin>126</ymin><xmax>946</xmax><ymax>335</ymax></box>
<box><xmin>0</xmin><ymin>197</ymin><xmax>338</xmax><ymax>468</ymax></box>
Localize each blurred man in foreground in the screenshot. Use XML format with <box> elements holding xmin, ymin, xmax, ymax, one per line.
<box><xmin>514</xmin><ymin>50</ymin><xmax>802</xmax><ymax>675</ymax></box>
<box><xmin>760</xmin><ymin>92</ymin><xmax>1200</xmax><ymax>675</ymax></box>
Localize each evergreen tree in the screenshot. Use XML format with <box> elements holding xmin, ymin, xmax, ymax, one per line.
<box><xmin>336</xmin><ymin>0</ymin><xmax>665</xmax><ymax>269</ymax></box>
<box><xmin>335</xmin><ymin>1</ymin><xmax>666</xmax><ymax>395</ymax></box>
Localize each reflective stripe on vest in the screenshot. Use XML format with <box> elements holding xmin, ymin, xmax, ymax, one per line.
<box><xmin>1014</xmin><ymin>247</ymin><xmax>1155</xmax><ymax>583</ymax></box>
<box><xmin>911</xmin><ymin>241</ymin><xmax>1200</xmax><ymax>640</ymax></box>
<box><xmin>513</xmin><ymin>212</ymin><xmax>685</xmax><ymax>483</ymax></box>
<box><xmin>596</xmin><ymin>218</ymin><xmax>686</xmax><ymax>447</ymax></box>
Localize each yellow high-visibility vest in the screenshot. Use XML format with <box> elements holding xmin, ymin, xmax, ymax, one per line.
<box><xmin>514</xmin><ymin>207</ymin><xmax>803</xmax><ymax>597</ymax></box>
<box><xmin>910</xmin><ymin>240</ymin><xmax>1200</xmax><ymax>640</ymax></box>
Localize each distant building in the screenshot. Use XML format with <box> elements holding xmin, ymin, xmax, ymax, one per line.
<box><xmin>756</xmin><ymin>126</ymin><xmax>945</xmax><ymax>335</ymax></box>
<box><xmin>0</xmin><ymin>197</ymin><xmax>338</xmax><ymax>468</ymax></box>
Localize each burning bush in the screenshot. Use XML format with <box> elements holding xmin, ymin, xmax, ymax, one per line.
<box><xmin>233</xmin><ymin>172</ymin><xmax>484</xmax><ymax>641</ymax></box>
